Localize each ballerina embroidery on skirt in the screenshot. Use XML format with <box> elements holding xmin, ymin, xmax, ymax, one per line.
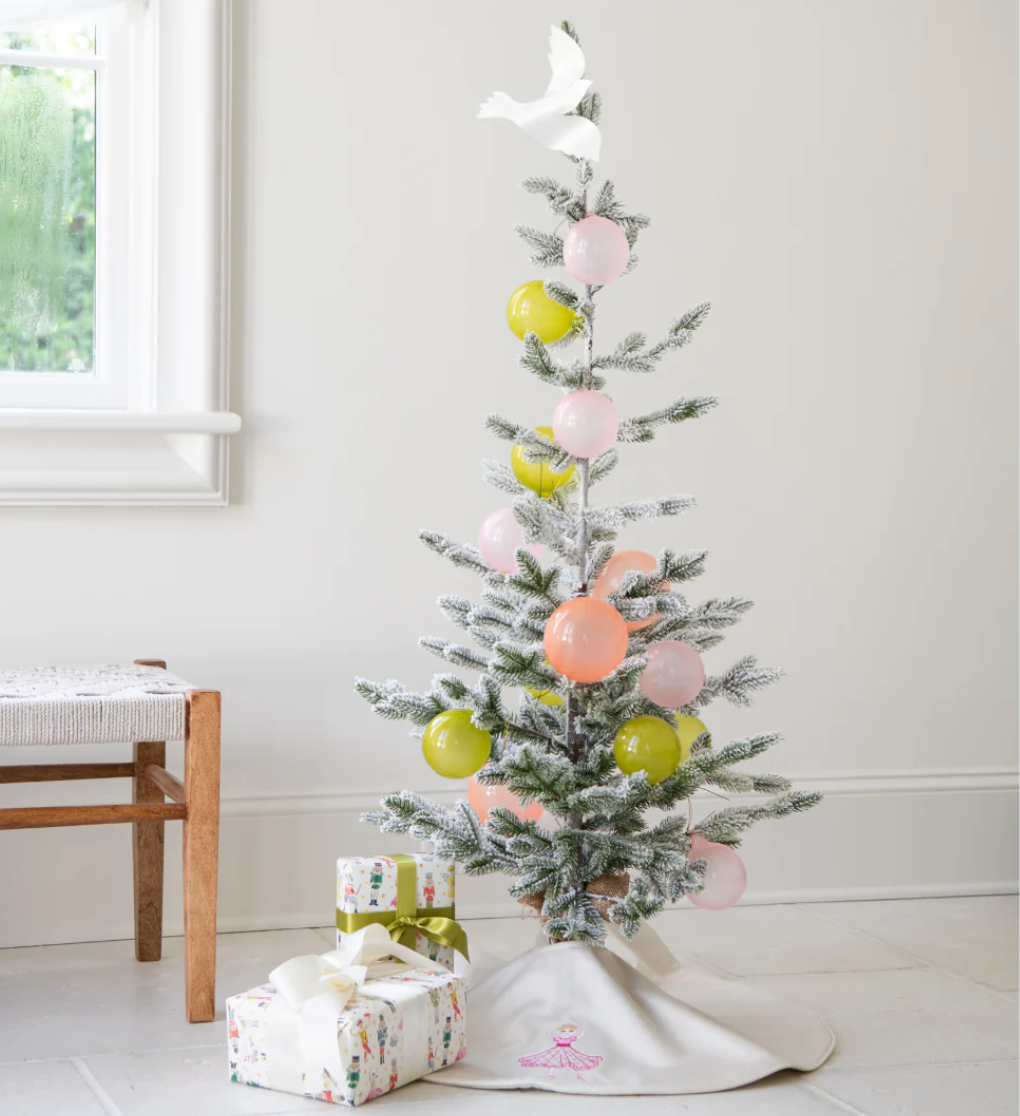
<box><xmin>519</xmin><ymin>1022</ymin><xmax>603</xmax><ymax>1081</ymax></box>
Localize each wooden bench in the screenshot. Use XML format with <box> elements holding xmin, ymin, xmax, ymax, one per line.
<box><xmin>0</xmin><ymin>659</ymin><xmax>220</xmax><ymax>1022</ymax></box>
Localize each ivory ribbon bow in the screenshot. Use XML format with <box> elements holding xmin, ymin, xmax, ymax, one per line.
<box><xmin>269</xmin><ymin>923</ymin><xmax>449</xmax><ymax>1015</ymax></box>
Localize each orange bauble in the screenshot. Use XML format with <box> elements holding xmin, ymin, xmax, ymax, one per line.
<box><xmin>544</xmin><ymin>597</ymin><xmax>629</xmax><ymax>683</ymax></box>
<box><xmin>467</xmin><ymin>777</ymin><xmax>543</xmax><ymax>825</ymax></box>
<box><xmin>593</xmin><ymin>550</ymin><xmax>670</xmax><ymax>632</ymax></box>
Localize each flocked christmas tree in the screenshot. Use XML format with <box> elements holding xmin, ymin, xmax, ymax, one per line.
<box><xmin>356</xmin><ymin>21</ymin><xmax>819</xmax><ymax>945</ymax></box>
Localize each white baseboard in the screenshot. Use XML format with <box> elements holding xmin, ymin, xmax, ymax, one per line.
<box><xmin>218</xmin><ymin>768</ymin><xmax>1018</xmax><ymax>818</ymax></box>
<box><xmin>0</xmin><ymin>768</ymin><xmax>1016</xmax><ymax>948</ymax></box>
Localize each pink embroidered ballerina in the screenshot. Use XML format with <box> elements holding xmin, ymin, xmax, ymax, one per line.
<box><xmin>519</xmin><ymin>1022</ymin><xmax>603</xmax><ymax>1081</ymax></box>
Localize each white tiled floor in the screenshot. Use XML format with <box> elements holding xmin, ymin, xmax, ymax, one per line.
<box><xmin>0</xmin><ymin>897</ymin><xmax>1016</xmax><ymax>1115</ymax></box>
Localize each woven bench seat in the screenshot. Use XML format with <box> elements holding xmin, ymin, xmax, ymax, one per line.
<box><xmin>0</xmin><ymin>658</ymin><xmax>220</xmax><ymax>1022</ymax></box>
<box><xmin>0</xmin><ymin>663</ymin><xmax>196</xmax><ymax>747</ymax></box>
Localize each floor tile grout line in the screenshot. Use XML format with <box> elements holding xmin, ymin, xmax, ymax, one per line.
<box><xmin>801</xmin><ymin>1080</ymin><xmax>870</xmax><ymax>1114</ymax></box>
<box><xmin>804</xmin><ymin>1056</ymin><xmax>1020</xmax><ymax>1075</ymax></box>
<box><xmin>654</xmin><ymin>904</ymin><xmax>927</xmax><ymax>981</ymax></box>
<box><xmin>71</xmin><ymin>1057</ymin><xmax>126</xmax><ymax>1116</ymax></box>
<box><xmin>655</xmin><ymin>904</ymin><xmax>932</xmax><ymax>981</ymax></box>
<box><xmin>793</xmin><ymin>901</ymin><xmax>939</xmax><ymax>968</ymax></box>
<box><xmin>658</xmin><ymin>946</ymin><xmax>736</xmax><ymax>980</ymax></box>
<box><xmin>0</xmin><ymin>925</ymin><xmax>331</xmax><ymax>953</ymax></box>
<box><xmin>795</xmin><ymin>902</ymin><xmax>1020</xmax><ymax>1003</ymax></box>
<box><xmin>0</xmin><ymin>1042</ymin><xmax>227</xmax><ymax>1067</ymax></box>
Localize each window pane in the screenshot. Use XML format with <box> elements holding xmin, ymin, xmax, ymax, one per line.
<box><xmin>0</xmin><ymin>24</ymin><xmax>95</xmax><ymax>55</ymax></box>
<box><xmin>0</xmin><ymin>58</ymin><xmax>95</xmax><ymax>372</ymax></box>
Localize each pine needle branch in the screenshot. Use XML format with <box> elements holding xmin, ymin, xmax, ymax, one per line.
<box><xmin>515</xmin><ymin>225</ymin><xmax>566</xmax><ymax>268</ymax></box>
<box><xmin>617</xmin><ymin>396</ymin><xmax>718</xmax><ymax>443</ymax></box>
<box><xmin>694</xmin><ymin>791</ymin><xmax>823</xmax><ymax>847</ymax></box>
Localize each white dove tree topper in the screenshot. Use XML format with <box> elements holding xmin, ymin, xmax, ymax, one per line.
<box><xmin>478</xmin><ymin>24</ymin><xmax>602</xmax><ymax>161</ymax></box>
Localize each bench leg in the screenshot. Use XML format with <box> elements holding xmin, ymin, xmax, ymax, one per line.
<box><xmin>183</xmin><ymin>690</ymin><xmax>221</xmax><ymax>1023</ymax></box>
<box><xmin>133</xmin><ymin>741</ymin><xmax>167</xmax><ymax>961</ymax></box>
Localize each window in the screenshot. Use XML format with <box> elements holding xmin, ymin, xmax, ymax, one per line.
<box><xmin>0</xmin><ymin>22</ymin><xmax>96</xmax><ymax>375</ymax></box>
<box><xmin>0</xmin><ymin>0</ymin><xmax>238</xmax><ymax>504</ymax></box>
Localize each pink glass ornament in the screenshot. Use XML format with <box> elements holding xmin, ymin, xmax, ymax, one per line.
<box><xmin>688</xmin><ymin>834</ymin><xmax>747</xmax><ymax>910</ymax></box>
<box><xmin>593</xmin><ymin>550</ymin><xmax>668</xmax><ymax>632</ymax></box>
<box><xmin>468</xmin><ymin>777</ymin><xmax>542</xmax><ymax>825</ymax></box>
<box><xmin>479</xmin><ymin>508</ymin><xmax>543</xmax><ymax>574</ymax></box>
<box><xmin>640</xmin><ymin>640</ymin><xmax>705</xmax><ymax>707</ymax></box>
<box><xmin>544</xmin><ymin>597</ymin><xmax>629</xmax><ymax>683</ymax></box>
<box><xmin>563</xmin><ymin>214</ymin><xmax>630</xmax><ymax>285</ymax></box>
<box><xmin>552</xmin><ymin>390</ymin><xmax>619</xmax><ymax>459</ymax></box>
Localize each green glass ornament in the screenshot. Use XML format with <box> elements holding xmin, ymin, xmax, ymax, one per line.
<box><xmin>506</xmin><ymin>280</ymin><xmax>579</xmax><ymax>343</ymax></box>
<box><xmin>674</xmin><ymin>715</ymin><xmax>708</xmax><ymax>762</ymax></box>
<box><xmin>422</xmin><ymin>709</ymin><xmax>492</xmax><ymax>779</ymax></box>
<box><xmin>511</xmin><ymin>426</ymin><xmax>574</xmax><ymax>498</ymax></box>
<box><xmin>613</xmin><ymin>715</ymin><xmax>682</xmax><ymax>784</ymax></box>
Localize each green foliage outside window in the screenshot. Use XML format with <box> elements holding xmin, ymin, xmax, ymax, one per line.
<box><xmin>0</xmin><ymin>27</ymin><xmax>96</xmax><ymax>372</ymax></box>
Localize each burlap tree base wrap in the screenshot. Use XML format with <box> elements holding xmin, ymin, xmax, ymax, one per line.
<box><xmin>519</xmin><ymin>871</ymin><xmax>631</xmax><ymax>931</ymax></box>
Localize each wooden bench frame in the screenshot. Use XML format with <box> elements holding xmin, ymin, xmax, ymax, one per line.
<box><xmin>0</xmin><ymin>659</ymin><xmax>220</xmax><ymax>1023</ymax></box>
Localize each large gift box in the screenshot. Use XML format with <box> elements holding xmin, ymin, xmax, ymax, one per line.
<box><xmin>336</xmin><ymin>853</ymin><xmax>460</xmax><ymax>970</ymax></box>
<box><xmin>227</xmin><ymin>925</ymin><xmax>468</xmax><ymax>1107</ymax></box>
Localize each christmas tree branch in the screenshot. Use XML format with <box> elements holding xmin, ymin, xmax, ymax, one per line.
<box><xmin>356</xmin><ymin>34</ymin><xmax>820</xmax><ymax>946</ymax></box>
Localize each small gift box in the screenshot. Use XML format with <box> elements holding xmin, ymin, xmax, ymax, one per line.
<box><xmin>336</xmin><ymin>853</ymin><xmax>463</xmax><ymax>971</ymax></box>
<box><xmin>227</xmin><ymin>924</ymin><xmax>468</xmax><ymax>1107</ymax></box>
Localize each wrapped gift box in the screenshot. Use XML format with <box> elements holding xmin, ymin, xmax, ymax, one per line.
<box><xmin>227</xmin><ymin>930</ymin><xmax>468</xmax><ymax>1107</ymax></box>
<box><xmin>336</xmin><ymin>853</ymin><xmax>458</xmax><ymax>970</ymax></box>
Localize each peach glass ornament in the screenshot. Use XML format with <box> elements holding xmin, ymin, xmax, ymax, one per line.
<box><xmin>544</xmin><ymin>597</ymin><xmax>628</xmax><ymax>683</ymax></box>
<box><xmin>478</xmin><ymin>507</ymin><xmax>543</xmax><ymax>574</ymax></box>
<box><xmin>562</xmin><ymin>214</ymin><xmax>630</xmax><ymax>285</ymax></box>
<box><xmin>552</xmin><ymin>390</ymin><xmax>619</xmax><ymax>459</ymax></box>
<box><xmin>687</xmin><ymin>833</ymin><xmax>747</xmax><ymax>910</ymax></box>
<box><xmin>592</xmin><ymin>550</ymin><xmax>668</xmax><ymax>631</ymax></box>
<box><xmin>639</xmin><ymin>640</ymin><xmax>705</xmax><ymax>707</ymax></box>
<box><xmin>468</xmin><ymin>777</ymin><xmax>543</xmax><ymax>824</ymax></box>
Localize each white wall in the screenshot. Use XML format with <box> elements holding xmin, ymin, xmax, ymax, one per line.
<box><xmin>0</xmin><ymin>0</ymin><xmax>1016</xmax><ymax>947</ymax></box>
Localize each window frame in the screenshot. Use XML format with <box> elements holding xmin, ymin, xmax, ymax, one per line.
<box><xmin>0</xmin><ymin>0</ymin><xmax>238</xmax><ymax>504</ymax></box>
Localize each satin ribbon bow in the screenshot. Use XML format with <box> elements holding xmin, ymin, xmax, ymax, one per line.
<box><xmin>383</xmin><ymin>914</ymin><xmax>470</xmax><ymax>962</ymax></box>
<box><xmin>334</xmin><ymin>853</ymin><xmax>470</xmax><ymax>960</ymax></box>
<box><xmin>269</xmin><ymin>923</ymin><xmax>449</xmax><ymax>1014</ymax></box>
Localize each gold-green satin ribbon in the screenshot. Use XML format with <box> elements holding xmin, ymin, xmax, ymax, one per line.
<box><xmin>335</xmin><ymin>905</ymin><xmax>457</xmax><ymax>935</ymax></box>
<box><xmin>384</xmin><ymin>914</ymin><xmax>470</xmax><ymax>962</ymax></box>
<box><xmin>393</xmin><ymin>853</ymin><xmax>416</xmax><ymax>921</ymax></box>
<box><xmin>336</xmin><ymin>853</ymin><xmax>469</xmax><ymax>959</ymax></box>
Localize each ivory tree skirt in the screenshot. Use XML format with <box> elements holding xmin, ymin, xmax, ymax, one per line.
<box><xmin>427</xmin><ymin>930</ymin><xmax>834</xmax><ymax>1096</ymax></box>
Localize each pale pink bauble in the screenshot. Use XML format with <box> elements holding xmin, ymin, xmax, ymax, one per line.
<box><xmin>552</xmin><ymin>390</ymin><xmax>619</xmax><ymax>459</ymax></box>
<box><xmin>640</xmin><ymin>640</ymin><xmax>706</xmax><ymax>707</ymax></box>
<box><xmin>688</xmin><ymin>833</ymin><xmax>747</xmax><ymax>910</ymax></box>
<box><xmin>468</xmin><ymin>777</ymin><xmax>542</xmax><ymax>825</ymax></box>
<box><xmin>478</xmin><ymin>508</ymin><xmax>543</xmax><ymax>574</ymax></box>
<box><xmin>592</xmin><ymin>550</ymin><xmax>667</xmax><ymax>632</ymax></box>
<box><xmin>563</xmin><ymin>215</ymin><xmax>630</xmax><ymax>285</ymax></box>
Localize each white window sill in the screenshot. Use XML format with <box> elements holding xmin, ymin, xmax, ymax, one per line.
<box><xmin>0</xmin><ymin>412</ymin><xmax>240</xmax><ymax>506</ymax></box>
<box><xmin>0</xmin><ymin>410</ymin><xmax>241</xmax><ymax>434</ymax></box>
